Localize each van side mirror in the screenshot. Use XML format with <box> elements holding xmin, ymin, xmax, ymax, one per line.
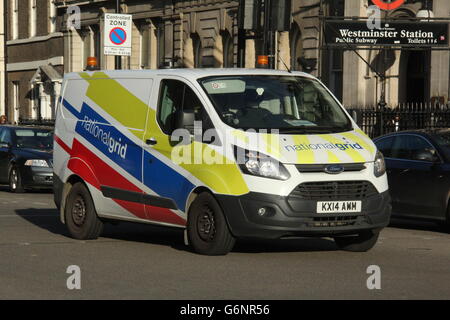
<box><xmin>176</xmin><ymin>110</ymin><xmax>195</xmax><ymax>134</ymax></box>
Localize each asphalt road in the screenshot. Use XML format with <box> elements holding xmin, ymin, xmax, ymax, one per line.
<box><xmin>1</xmin><ymin>186</ymin><xmax>449</xmax><ymax>300</ymax></box>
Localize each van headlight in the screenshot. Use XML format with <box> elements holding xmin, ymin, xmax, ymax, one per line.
<box><xmin>234</xmin><ymin>146</ymin><xmax>290</xmax><ymax>181</ymax></box>
<box><xmin>24</xmin><ymin>159</ymin><xmax>49</xmax><ymax>167</ymax></box>
<box><xmin>374</xmin><ymin>151</ymin><xmax>386</xmax><ymax>177</ymax></box>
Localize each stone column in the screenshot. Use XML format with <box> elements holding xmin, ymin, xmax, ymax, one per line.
<box><xmin>245</xmin><ymin>38</ymin><xmax>255</xmax><ymax>68</ymax></box>
<box><xmin>183</xmin><ymin>36</ymin><xmax>194</xmax><ymax>68</ymax></box>
<box><xmin>213</xmin><ymin>33</ymin><xmax>223</xmax><ymax>68</ymax></box>
<box><xmin>277</xmin><ymin>31</ymin><xmax>291</xmax><ymax>71</ymax></box>
<box><xmin>130</xmin><ymin>21</ymin><xmax>141</xmax><ymax>70</ymax></box>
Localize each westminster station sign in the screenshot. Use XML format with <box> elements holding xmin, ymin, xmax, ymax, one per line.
<box><xmin>325</xmin><ymin>21</ymin><xmax>449</xmax><ymax>47</ymax></box>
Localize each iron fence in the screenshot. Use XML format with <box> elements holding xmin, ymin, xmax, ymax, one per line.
<box><xmin>18</xmin><ymin>118</ymin><xmax>55</xmax><ymax>126</ymax></box>
<box><xmin>347</xmin><ymin>103</ymin><xmax>450</xmax><ymax>138</ymax></box>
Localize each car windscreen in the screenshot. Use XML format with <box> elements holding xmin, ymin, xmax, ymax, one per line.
<box><xmin>198</xmin><ymin>75</ymin><xmax>352</xmax><ymax>133</ymax></box>
<box><xmin>13</xmin><ymin>128</ymin><xmax>54</xmax><ymax>150</ymax></box>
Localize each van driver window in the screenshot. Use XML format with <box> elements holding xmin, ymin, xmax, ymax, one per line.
<box><xmin>158</xmin><ymin>79</ymin><xmax>211</xmax><ymax>134</ymax></box>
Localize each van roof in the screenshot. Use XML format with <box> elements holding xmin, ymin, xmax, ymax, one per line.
<box><xmin>63</xmin><ymin>68</ymin><xmax>316</xmax><ymax>81</ymax></box>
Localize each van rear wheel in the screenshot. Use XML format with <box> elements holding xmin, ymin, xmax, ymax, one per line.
<box><xmin>334</xmin><ymin>230</ymin><xmax>379</xmax><ymax>252</ymax></box>
<box><xmin>65</xmin><ymin>182</ymin><xmax>103</xmax><ymax>240</ymax></box>
<box><xmin>187</xmin><ymin>192</ymin><xmax>235</xmax><ymax>255</ymax></box>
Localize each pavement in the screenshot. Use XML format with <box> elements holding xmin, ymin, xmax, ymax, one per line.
<box><xmin>1</xmin><ymin>186</ymin><xmax>449</xmax><ymax>300</ymax></box>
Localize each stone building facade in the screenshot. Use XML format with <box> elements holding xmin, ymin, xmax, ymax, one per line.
<box><xmin>0</xmin><ymin>0</ymin><xmax>5</xmax><ymax>118</ymax></box>
<box><xmin>5</xmin><ymin>0</ymin><xmax>64</xmax><ymax>123</ymax></box>
<box><xmin>4</xmin><ymin>0</ymin><xmax>450</xmax><ymax>121</ymax></box>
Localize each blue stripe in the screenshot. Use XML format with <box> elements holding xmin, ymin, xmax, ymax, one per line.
<box><xmin>62</xmin><ymin>98</ymin><xmax>195</xmax><ymax>211</ymax></box>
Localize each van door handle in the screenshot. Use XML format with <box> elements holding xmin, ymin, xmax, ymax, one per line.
<box><xmin>146</xmin><ymin>138</ymin><xmax>158</xmax><ymax>146</ymax></box>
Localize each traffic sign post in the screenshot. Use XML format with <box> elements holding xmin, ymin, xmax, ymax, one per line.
<box><xmin>104</xmin><ymin>13</ymin><xmax>132</xmax><ymax>57</ymax></box>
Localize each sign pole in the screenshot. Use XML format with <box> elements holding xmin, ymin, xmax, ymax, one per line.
<box><xmin>115</xmin><ymin>0</ymin><xmax>122</xmax><ymax>70</ymax></box>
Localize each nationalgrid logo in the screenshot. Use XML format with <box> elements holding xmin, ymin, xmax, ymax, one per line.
<box><xmin>284</xmin><ymin>142</ymin><xmax>364</xmax><ymax>152</ymax></box>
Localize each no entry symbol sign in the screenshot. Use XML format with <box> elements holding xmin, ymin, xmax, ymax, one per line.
<box><xmin>109</xmin><ymin>27</ymin><xmax>127</xmax><ymax>45</ymax></box>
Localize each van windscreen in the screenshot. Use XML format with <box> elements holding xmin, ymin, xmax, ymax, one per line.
<box><xmin>199</xmin><ymin>75</ymin><xmax>352</xmax><ymax>133</ymax></box>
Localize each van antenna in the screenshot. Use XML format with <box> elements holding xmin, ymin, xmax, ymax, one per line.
<box><xmin>279</xmin><ymin>55</ymin><xmax>292</xmax><ymax>73</ymax></box>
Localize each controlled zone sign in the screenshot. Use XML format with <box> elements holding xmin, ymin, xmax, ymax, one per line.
<box><xmin>104</xmin><ymin>14</ymin><xmax>132</xmax><ymax>56</ymax></box>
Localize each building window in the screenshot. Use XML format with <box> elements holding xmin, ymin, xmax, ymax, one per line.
<box><xmin>81</xmin><ymin>29</ymin><xmax>91</xmax><ymax>67</ymax></box>
<box><xmin>81</xmin><ymin>25</ymin><xmax>101</xmax><ymax>69</ymax></box>
<box><xmin>12</xmin><ymin>81</ymin><xmax>20</xmax><ymax>124</ymax></box>
<box><xmin>330</xmin><ymin>50</ymin><xmax>343</xmax><ymax>102</ymax></box>
<box><xmin>49</xmin><ymin>0</ymin><xmax>57</xmax><ymax>33</ymax></box>
<box><xmin>91</xmin><ymin>25</ymin><xmax>101</xmax><ymax>62</ymax></box>
<box><xmin>222</xmin><ymin>31</ymin><xmax>234</xmax><ymax>68</ymax></box>
<box><xmin>192</xmin><ymin>33</ymin><xmax>203</xmax><ymax>68</ymax></box>
<box><xmin>155</xmin><ymin>21</ymin><xmax>165</xmax><ymax>68</ymax></box>
<box><xmin>290</xmin><ymin>23</ymin><xmax>302</xmax><ymax>71</ymax></box>
<box><xmin>29</xmin><ymin>0</ymin><xmax>37</xmax><ymax>37</ymax></box>
<box><xmin>11</xmin><ymin>0</ymin><xmax>19</xmax><ymax>40</ymax></box>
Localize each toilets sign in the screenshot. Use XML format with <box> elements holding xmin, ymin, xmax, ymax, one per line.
<box><xmin>104</xmin><ymin>14</ymin><xmax>132</xmax><ymax>56</ymax></box>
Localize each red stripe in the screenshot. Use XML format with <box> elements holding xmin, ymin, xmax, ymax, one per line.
<box><xmin>54</xmin><ymin>135</ymin><xmax>71</xmax><ymax>154</ymax></box>
<box><xmin>54</xmin><ymin>135</ymin><xmax>186</xmax><ymax>226</ymax></box>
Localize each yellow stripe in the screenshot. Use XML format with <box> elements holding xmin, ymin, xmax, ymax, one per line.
<box><xmin>262</xmin><ymin>133</ymin><xmax>281</xmax><ymax>159</ymax></box>
<box><xmin>291</xmin><ymin>135</ymin><xmax>315</xmax><ymax>164</ymax></box>
<box><xmin>327</xmin><ymin>150</ymin><xmax>342</xmax><ymax>163</ymax></box>
<box><xmin>319</xmin><ymin>134</ymin><xmax>366</xmax><ymax>163</ymax></box>
<box><xmin>80</xmin><ymin>72</ymin><xmax>149</xmax><ymax>140</ymax></box>
<box><xmin>341</xmin><ymin>131</ymin><xmax>375</xmax><ymax>157</ymax></box>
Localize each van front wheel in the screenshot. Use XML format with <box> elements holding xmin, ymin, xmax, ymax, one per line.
<box><xmin>187</xmin><ymin>192</ymin><xmax>235</xmax><ymax>255</ymax></box>
<box><xmin>334</xmin><ymin>230</ymin><xmax>379</xmax><ymax>252</ymax></box>
<box><xmin>65</xmin><ymin>182</ymin><xmax>103</xmax><ymax>240</ymax></box>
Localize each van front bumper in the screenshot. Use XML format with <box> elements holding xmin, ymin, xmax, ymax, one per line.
<box><xmin>216</xmin><ymin>191</ymin><xmax>391</xmax><ymax>239</ymax></box>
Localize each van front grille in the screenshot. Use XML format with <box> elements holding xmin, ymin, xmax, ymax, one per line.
<box><xmin>289</xmin><ymin>181</ymin><xmax>378</xmax><ymax>201</ymax></box>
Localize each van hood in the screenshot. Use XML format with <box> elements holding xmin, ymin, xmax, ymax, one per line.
<box><xmin>232</xmin><ymin>129</ymin><xmax>377</xmax><ymax>165</ymax></box>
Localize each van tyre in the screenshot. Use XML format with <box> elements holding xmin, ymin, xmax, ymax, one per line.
<box><xmin>65</xmin><ymin>182</ymin><xmax>103</xmax><ymax>240</ymax></box>
<box><xmin>9</xmin><ymin>166</ymin><xmax>25</xmax><ymax>193</ymax></box>
<box><xmin>187</xmin><ymin>192</ymin><xmax>235</xmax><ymax>255</ymax></box>
<box><xmin>334</xmin><ymin>230</ymin><xmax>379</xmax><ymax>252</ymax></box>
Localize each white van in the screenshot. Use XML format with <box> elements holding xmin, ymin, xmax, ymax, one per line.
<box><xmin>53</xmin><ymin>68</ymin><xmax>391</xmax><ymax>255</ymax></box>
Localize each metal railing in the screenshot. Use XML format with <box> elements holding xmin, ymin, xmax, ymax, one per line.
<box><xmin>18</xmin><ymin>118</ymin><xmax>55</xmax><ymax>126</ymax></box>
<box><xmin>347</xmin><ymin>102</ymin><xmax>450</xmax><ymax>138</ymax></box>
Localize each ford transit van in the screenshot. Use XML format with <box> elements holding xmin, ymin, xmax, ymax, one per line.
<box><xmin>53</xmin><ymin>69</ymin><xmax>391</xmax><ymax>255</ymax></box>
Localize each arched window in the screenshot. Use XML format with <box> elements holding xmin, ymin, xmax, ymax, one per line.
<box><xmin>192</xmin><ymin>33</ymin><xmax>203</xmax><ymax>68</ymax></box>
<box><xmin>289</xmin><ymin>23</ymin><xmax>302</xmax><ymax>71</ymax></box>
<box><xmin>221</xmin><ymin>31</ymin><xmax>234</xmax><ymax>68</ymax></box>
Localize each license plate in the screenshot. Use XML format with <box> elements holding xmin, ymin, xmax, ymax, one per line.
<box><xmin>317</xmin><ymin>201</ymin><xmax>361</xmax><ymax>213</ymax></box>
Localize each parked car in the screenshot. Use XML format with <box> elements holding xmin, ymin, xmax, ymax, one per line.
<box><xmin>0</xmin><ymin>125</ymin><xmax>54</xmax><ymax>192</ymax></box>
<box><xmin>374</xmin><ymin>129</ymin><xmax>450</xmax><ymax>226</ymax></box>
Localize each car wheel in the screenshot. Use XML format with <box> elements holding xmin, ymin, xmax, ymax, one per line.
<box><xmin>9</xmin><ymin>166</ymin><xmax>25</xmax><ymax>193</ymax></box>
<box><xmin>187</xmin><ymin>192</ymin><xmax>235</xmax><ymax>255</ymax></box>
<box><xmin>65</xmin><ymin>182</ymin><xmax>103</xmax><ymax>240</ymax></box>
<box><xmin>334</xmin><ymin>230</ymin><xmax>380</xmax><ymax>252</ymax></box>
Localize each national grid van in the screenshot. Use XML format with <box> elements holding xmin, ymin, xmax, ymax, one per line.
<box><xmin>53</xmin><ymin>68</ymin><xmax>391</xmax><ymax>255</ymax></box>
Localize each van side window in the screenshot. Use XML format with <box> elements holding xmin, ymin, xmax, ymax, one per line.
<box><xmin>158</xmin><ymin>79</ymin><xmax>213</xmax><ymax>134</ymax></box>
<box><xmin>158</xmin><ymin>79</ymin><xmax>184</xmax><ymax>134</ymax></box>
